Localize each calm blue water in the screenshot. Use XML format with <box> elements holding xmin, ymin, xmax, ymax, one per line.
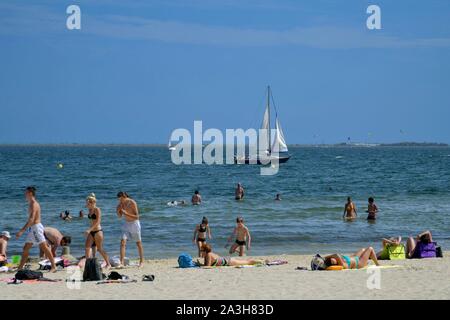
<box><xmin>0</xmin><ymin>146</ymin><xmax>449</xmax><ymax>259</ymax></box>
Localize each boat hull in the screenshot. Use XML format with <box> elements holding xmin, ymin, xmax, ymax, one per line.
<box><xmin>234</xmin><ymin>154</ymin><xmax>291</xmax><ymax>165</ymax></box>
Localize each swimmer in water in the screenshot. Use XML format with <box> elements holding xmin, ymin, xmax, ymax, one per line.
<box><xmin>366</xmin><ymin>197</ymin><xmax>378</xmax><ymax>220</ymax></box>
<box><xmin>192</xmin><ymin>191</ymin><xmax>202</xmax><ymax>205</ymax></box>
<box><xmin>193</xmin><ymin>217</ymin><xmax>212</xmax><ymax>257</ymax></box>
<box><xmin>275</xmin><ymin>193</ymin><xmax>281</xmax><ymax>201</ymax></box>
<box><xmin>225</xmin><ymin>217</ymin><xmax>251</xmax><ymax>256</ymax></box>
<box><xmin>343</xmin><ymin>197</ymin><xmax>357</xmax><ymax>220</ymax></box>
<box><xmin>235</xmin><ymin>183</ymin><xmax>244</xmax><ymax>200</ymax></box>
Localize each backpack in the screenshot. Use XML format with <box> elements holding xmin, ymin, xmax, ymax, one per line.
<box><xmin>413</xmin><ymin>241</ymin><xmax>437</xmax><ymax>259</ymax></box>
<box><xmin>15</xmin><ymin>270</ymin><xmax>43</xmax><ymax>280</ymax></box>
<box><xmin>83</xmin><ymin>258</ymin><xmax>105</xmax><ymax>281</ymax></box>
<box><xmin>178</xmin><ymin>253</ymin><xmax>198</xmax><ymax>268</ymax></box>
<box><xmin>386</xmin><ymin>244</ymin><xmax>406</xmax><ymax>260</ymax></box>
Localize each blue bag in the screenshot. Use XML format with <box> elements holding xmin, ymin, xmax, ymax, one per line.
<box><xmin>178</xmin><ymin>253</ymin><xmax>198</xmax><ymax>268</ymax></box>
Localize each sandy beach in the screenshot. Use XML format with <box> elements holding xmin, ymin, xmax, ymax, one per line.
<box><xmin>1</xmin><ymin>253</ymin><xmax>449</xmax><ymax>300</ymax></box>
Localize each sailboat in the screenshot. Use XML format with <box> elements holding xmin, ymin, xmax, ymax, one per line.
<box><xmin>168</xmin><ymin>140</ymin><xmax>176</xmax><ymax>151</ymax></box>
<box><xmin>234</xmin><ymin>86</ymin><xmax>291</xmax><ymax>164</ymax></box>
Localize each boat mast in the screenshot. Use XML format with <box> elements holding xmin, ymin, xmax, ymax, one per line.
<box><xmin>267</xmin><ymin>85</ymin><xmax>271</xmax><ymax>154</ymax></box>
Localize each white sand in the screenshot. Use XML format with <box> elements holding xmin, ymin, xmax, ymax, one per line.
<box><xmin>1</xmin><ymin>253</ymin><xmax>450</xmax><ymax>300</ymax></box>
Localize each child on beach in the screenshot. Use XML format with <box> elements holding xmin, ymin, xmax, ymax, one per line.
<box><xmin>193</xmin><ymin>217</ymin><xmax>212</xmax><ymax>257</ymax></box>
<box><xmin>16</xmin><ymin>186</ymin><xmax>56</xmax><ymax>272</ymax></box>
<box><xmin>225</xmin><ymin>217</ymin><xmax>251</xmax><ymax>256</ymax></box>
<box><xmin>366</xmin><ymin>197</ymin><xmax>378</xmax><ymax>220</ymax></box>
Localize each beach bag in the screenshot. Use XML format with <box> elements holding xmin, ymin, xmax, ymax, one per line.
<box><xmin>387</xmin><ymin>244</ymin><xmax>406</xmax><ymax>260</ymax></box>
<box><xmin>178</xmin><ymin>253</ymin><xmax>197</xmax><ymax>268</ymax></box>
<box><xmin>15</xmin><ymin>270</ymin><xmax>43</xmax><ymax>280</ymax></box>
<box><xmin>83</xmin><ymin>258</ymin><xmax>105</xmax><ymax>281</ymax></box>
<box><xmin>436</xmin><ymin>246</ymin><xmax>443</xmax><ymax>258</ymax></box>
<box><xmin>413</xmin><ymin>242</ymin><xmax>437</xmax><ymax>259</ymax></box>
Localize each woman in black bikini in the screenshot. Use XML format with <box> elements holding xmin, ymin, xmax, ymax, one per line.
<box><xmin>193</xmin><ymin>217</ymin><xmax>212</xmax><ymax>257</ymax></box>
<box><xmin>85</xmin><ymin>193</ymin><xmax>110</xmax><ymax>268</ymax></box>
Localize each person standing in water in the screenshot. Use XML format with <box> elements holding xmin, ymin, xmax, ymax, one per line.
<box><xmin>16</xmin><ymin>187</ymin><xmax>56</xmax><ymax>272</ymax></box>
<box><xmin>191</xmin><ymin>190</ymin><xmax>202</xmax><ymax>205</ymax></box>
<box><xmin>226</xmin><ymin>217</ymin><xmax>251</xmax><ymax>256</ymax></box>
<box><xmin>343</xmin><ymin>197</ymin><xmax>357</xmax><ymax>220</ymax></box>
<box><xmin>85</xmin><ymin>193</ymin><xmax>111</xmax><ymax>268</ymax></box>
<box><xmin>193</xmin><ymin>217</ymin><xmax>212</xmax><ymax>257</ymax></box>
<box><xmin>235</xmin><ymin>183</ymin><xmax>245</xmax><ymax>200</ymax></box>
<box><xmin>367</xmin><ymin>197</ymin><xmax>378</xmax><ymax>220</ymax></box>
<box><xmin>117</xmin><ymin>191</ymin><xmax>144</xmax><ymax>267</ymax></box>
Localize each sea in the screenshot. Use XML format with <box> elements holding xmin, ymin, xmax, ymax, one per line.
<box><xmin>0</xmin><ymin>145</ymin><xmax>449</xmax><ymax>259</ymax></box>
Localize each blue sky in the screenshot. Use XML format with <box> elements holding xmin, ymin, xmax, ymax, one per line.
<box><xmin>0</xmin><ymin>0</ymin><xmax>450</xmax><ymax>144</ymax></box>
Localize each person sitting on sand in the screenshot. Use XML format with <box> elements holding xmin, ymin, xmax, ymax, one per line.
<box><xmin>406</xmin><ymin>230</ymin><xmax>434</xmax><ymax>259</ymax></box>
<box><xmin>235</xmin><ymin>183</ymin><xmax>245</xmax><ymax>200</ymax></box>
<box><xmin>40</xmin><ymin>227</ymin><xmax>71</xmax><ymax>258</ymax></box>
<box><xmin>85</xmin><ymin>193</ymin><xmax>111</xmax><ymax>268</ymax></box>
<box><xmin>200</xmin><ymin>243</ymin><xmax>263</xmax><ymax>267</ymax></box>
<box><xmin>192</xmin><ymin>190</ymin><xmax>202</xmax><ymax>205</ymax></box>
<box><xmin>225</xmin><ymin>217</ymin><xmax>251</xmax><ymax>256</ymax></box>
<box><xmin>366</xmin><ymin>197</ymin><xmax>378</xmax><ymax>220</ymax></box>
<box><xmin>343</xmin><ymin>197</ymin><xmax>357</xmax><ymax>220</ymax></box>
<box><xmin>16</xmin><ymin>186</ymin><xmax>56</xmax><ymax>272</ymax></box>
<box><xmin>275</xmin><ymin>194</ymin><xmax>281</xmax><ymax>201</ymax></box>
<box><xmin>377</xmin><ymin>236</ymin><xmax>402</xmax><ymax>259</ymax></box>
<box><xmin>193</xmin><ymin>217</ymin><xmax>212</xmax><ymax>257</ymax></box>
<box><xmin>117</xmin><ymin>191</ymin><xmax>144</xmax><ymax>268</ymax></box>
<box><xmin>321</xmin><ymin>247</ymin><xmax>380</xmax><ymax>269</ymax></box>
<box><xmin>0</xmin><ymin>231</ymin><xmax>11</xmax><ymax>267</ymax></box>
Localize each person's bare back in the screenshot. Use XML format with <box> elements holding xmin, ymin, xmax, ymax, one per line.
<box><xmin>0</xmin><ymin>239</ymin><xmax>7</xmax><ymax>257</ymax></box>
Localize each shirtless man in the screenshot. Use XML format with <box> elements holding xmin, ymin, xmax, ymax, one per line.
<box><xmin>0</xmin><ymin>231</ymin><xmax>11</xmax><ymax>266</ymax></box>
<box><xmin>367</xmin><ymin>197</ymin><xmax>379</xmax><ymax>220</ymax></box>
<box><xmin>235</xmin><ymin>183</ymin><xmax>245</xmax><ymax>201</ymax></box>
<box><xmin>16</xmin><ymin>187</ymin><xmax>56</xmax><ymax>272</ymax></box>
<box><xmin>192</xmin><ymin>190</ymin><xmax>202</xmax><ymax>205</ymax></box>
<box><xmin>116</xmin><ymin>191</ymin><xmax>144</xmax><ymax>267</ymax></box>
<box><xmin>343</xmin><ymin>197</ymin><xmax>357</xmax><ymax>220</ymax></box>
<box><xmin>225</xmin><ymin>217</ymin><xmax>251</xmax><ymax>256</ymax></box>
<box><xmin>39</xmin><ymin>227</ymin><xmax>71</xmax><ymax>258</ymax></box>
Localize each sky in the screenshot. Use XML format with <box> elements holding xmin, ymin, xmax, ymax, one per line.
<box><xmin>0</xmin><ymin>0</ymin><xmax>450</xmax><ymax>144</ymax></box>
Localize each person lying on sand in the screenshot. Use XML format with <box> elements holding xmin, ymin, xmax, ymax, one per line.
<box><xmin>322</xmin><ymin>247</ymin><xmax>380</xmax><ymax>269</ymax></box>
<box><xmin>225</xmin><ymin>217</ymin><xmax>251</xmax><ymax>256</ymax></box>
<box><xmin>200</xmin><ymin>243</ymin><xmax>263</xmax><ymax>267</ymax></box>
<box><xmin>193</xmin><ymin>217</ymin><xmax>212</xmax><ymax>257</ymax></box>
<box><xmin>406</xmin><ymin>230</ymin><xmax>433</xmax><ymax>259</ymax></box>
<box><xmin>0</xmin><ymin>231</ymin><xmax>11</xmax><ymax>267</ymax></box>
<box><xmin>376</xmin><ymin>236</ymin><xmax>402</xmax><ymax>259</ymax></box>
<box><xmin>16</xmin><ymin>186</ymin><xmax>56</xmax><ymax>272</ymax></box>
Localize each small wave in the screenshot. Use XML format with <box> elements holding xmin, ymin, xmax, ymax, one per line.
<box><xmin>335</xmin><ymin>156</ymin><xmax>344</xmax><ymax>159</ymax></box>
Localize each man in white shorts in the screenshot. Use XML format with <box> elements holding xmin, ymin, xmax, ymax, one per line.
<box><xmin>116</xmin><ymin>191</ymin><xmax>144</xmax><ymax>267</ymax></box>
<box><xmin>16</xmin><ymin>186</ymin><xmax>56</xmax><ymax>272</ymax></box>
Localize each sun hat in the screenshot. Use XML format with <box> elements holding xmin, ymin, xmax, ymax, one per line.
<box><xmin>1</xmin><ymin>231</ymin><xmax>11</xmax><ymax>239</ymax></box>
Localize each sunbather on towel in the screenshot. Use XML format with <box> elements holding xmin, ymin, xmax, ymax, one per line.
<box><xmin>323</xmin><ymin>247</ymin><xmax>380</xmax><ymax>269</ymax></box>
<box><xmin>200</xmin><ymin>243</ymin><xmax>263</xmax><ymax>267</ymax></box>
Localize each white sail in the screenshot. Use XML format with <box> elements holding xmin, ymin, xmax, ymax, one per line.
<box><xmin>271</xmin><ymin>118</ymin><xmax>288</xmax><ymax>153</ymax></box>
<box><xmin>259</xmin><ymin>104</ymin><xmax>270</xmax><ymax>154</ymax></box>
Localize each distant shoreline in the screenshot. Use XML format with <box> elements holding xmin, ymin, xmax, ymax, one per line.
<box><xmin>0</xmin><ymin>142</ymin><xmax>448</xmax><ymax>147</ymax></box>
